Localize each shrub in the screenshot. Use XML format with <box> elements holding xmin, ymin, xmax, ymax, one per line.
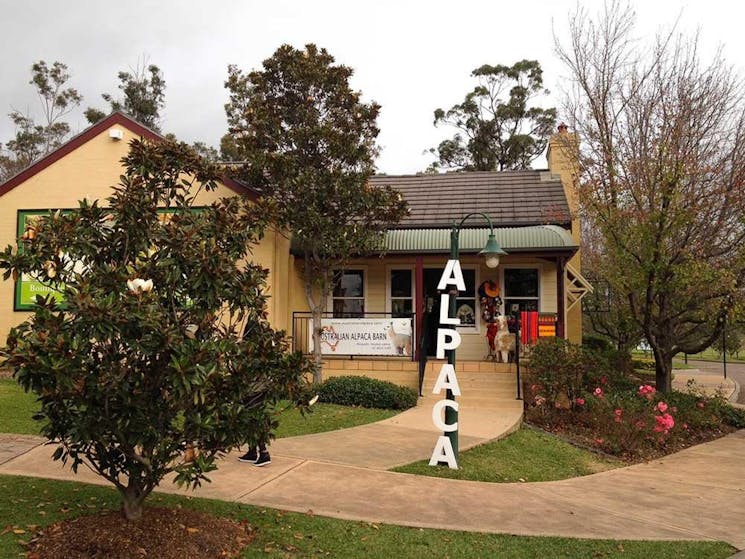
<box><xmin>631</xmin><ymin>358</ymin><xmax>656</xmax><ymax>371</ymax></box>
<box><xmin>527</xmin><ymin>338</ymin><xmax>625</xmax><ymax>407</ymax></box>
<box><xmin>318</xmin><ymin>375</ymin><xmax>418</xmax><ymax>410</ymax></box>
<box><xmin>583</xmin><ymin>334</ymin><xmax>613</xmax><ymax>352</ymax></box>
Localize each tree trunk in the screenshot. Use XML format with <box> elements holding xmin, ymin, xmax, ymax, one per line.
<box><xmin>654</xmin><ymin>351</ymin><xmax>673</xmax><ymax>394</ymax></box>
<box><xmin>120</xmin><ymin>483</ymin><xmax>148</xmax><ymax>521</ymax></box>
<box><xmin>311</xmin><ymin>305</ymin><xmax>324</xmax><ymax>385</ymax></box>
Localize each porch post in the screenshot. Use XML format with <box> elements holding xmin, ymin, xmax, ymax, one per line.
<box><xmin>415</xmin><ymin>256</ymin><xmax>424</xmax><ymax>360</ymax></box>
<box><xmin>557</xmin><ymin>256</ymin><xmax>566</xmax><ymax>339</ymax></box>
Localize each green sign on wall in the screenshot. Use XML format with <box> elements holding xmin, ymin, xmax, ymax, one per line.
<box><xmin>14</xmin><ymin>207</ymin><xmax>206</xmax><ymax>311</ymax></box>
<box><xmin>15</xmin><ymin>210</ymin><xmax>66</xmax><ymax>311</ymax></box>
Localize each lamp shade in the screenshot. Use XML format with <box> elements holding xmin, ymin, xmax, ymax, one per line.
<box><xmin>479</xmin><ymin>233</ymin><xmax>507</xmax><ymax>269</ymax></box>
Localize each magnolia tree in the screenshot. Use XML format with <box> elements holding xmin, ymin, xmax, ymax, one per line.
<box><xmin>0</xmin><ymin>139</ymin><xmax>313</xmax><ymax>520</ymax></box>
<box><xmin>224</xmin><ymin>44</ymin><xmax>408</xmax><ymax>383</ymax></box>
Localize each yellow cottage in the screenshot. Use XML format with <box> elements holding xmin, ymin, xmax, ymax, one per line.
<box><xmin>0</xmin><ymin>114</ymin><xmax>590</xmax><ymax>391</ymax></box>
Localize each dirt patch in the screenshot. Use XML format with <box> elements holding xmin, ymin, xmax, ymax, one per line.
<box><xmin>26</xmin><ymin>506</ymin><xmax>255</xmax><ymax>559</ymax></box>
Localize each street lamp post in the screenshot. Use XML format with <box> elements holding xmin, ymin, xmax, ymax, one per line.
<box><xmin>445</xmin><ymin>213</ymin><xmax>507</xmax><ymax>459</ymax></box>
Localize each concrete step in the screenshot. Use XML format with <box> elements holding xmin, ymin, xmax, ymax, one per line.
<box><xmin>422</xmin><ymin>374</ymin><xmax>517</xmax><ymax>386</ymax></box>
<box><xmin>424</xmin><ymin>361</ymin><xmax>516</xmax><ymax>375</ymax></box>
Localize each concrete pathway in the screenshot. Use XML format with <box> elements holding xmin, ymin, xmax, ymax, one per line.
<box><xmin>672</xmin><ymin>368</ymin><xmax>738</xmax><ymax>401</ymax></box>
<box><xmin>2</xmin><ymin>430</ymin><xmax>744</xmax><ymax>549</ymax></box>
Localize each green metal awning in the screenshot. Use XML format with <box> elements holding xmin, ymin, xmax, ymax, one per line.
<box><xmin>384</xmin><ymin>225</ymin><xmax>578</xmax><ymax>254</ymax></box>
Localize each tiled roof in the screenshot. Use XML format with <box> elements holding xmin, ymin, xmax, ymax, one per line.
<box><xmin>369</xmin><ymin>170</ymin><xmax>570</xmax><ymax>228</ymax></box>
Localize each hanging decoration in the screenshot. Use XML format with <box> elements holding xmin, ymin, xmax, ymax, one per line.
<box><xmin>478</xmin><ymin>280</ymin><xmax>502</xmax><ymax>355</ymax></box>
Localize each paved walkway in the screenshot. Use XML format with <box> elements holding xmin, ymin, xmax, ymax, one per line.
<box><xmin>1</xmin><ymin>382</ymin><xmax>744</xmax><ymax>549</ymax></box>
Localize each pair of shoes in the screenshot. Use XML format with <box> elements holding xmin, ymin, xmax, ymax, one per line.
<box><xmin>238</xmin><ymin>448</ymin><xmax>258</xmax><ymax>463</ymax></box>
<box><xmin>254</xmin><ymin>452</ymin><xmax>271</xmax><ymax>467</ymax></box>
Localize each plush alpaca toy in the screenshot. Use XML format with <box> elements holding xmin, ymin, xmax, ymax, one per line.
<box><xmin>494</xmin><ymin>315</ymin><xmax>516</xmax><ymax>363</ymax></box>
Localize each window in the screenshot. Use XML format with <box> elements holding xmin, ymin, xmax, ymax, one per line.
<box><xmin>390</xmin><ymin>269</ymin><xmax>413</xmax><ymax>317</ymax></box>
<box><xmin>332</xmin><ymin>270</ymin><xmax>365</xmax><ymax>317</ymax></box>
<box><xmin>455</xmin><ymin>269</ymin><xmax>477</xmax><ymax>326</ymax></box>
<box><xmin>503</xmin><ymin>268</ymin><xmax>539</xmax><ymax>314</ymax></box>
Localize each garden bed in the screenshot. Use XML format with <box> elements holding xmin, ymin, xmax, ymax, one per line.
<box><xmin>525</xmin><ymin>338</ymin><xmax>745</xmax><ymax>463</ymax></box>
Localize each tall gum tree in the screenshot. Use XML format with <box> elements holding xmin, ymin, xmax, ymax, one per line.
<box><xmin>224</xmin><ymin>44</ymin><xmax>408</xmax><ymax>383</ymax></box>
<box><xmin>0</xmin><ymin>60</ymin><xmax>82</xmax><ymax>181</ymax></box>
<box><xmin>555</xmin><ymin>1</ymin><xmax>745</xmax><ymax>392</ymax></box>
<box><xmin>428</xmin><ymin>60</ymin><xmax>556</xmax><ymax>172</ymax></box>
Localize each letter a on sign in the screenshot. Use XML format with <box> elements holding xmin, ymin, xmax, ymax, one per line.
<box><xmin>429</xmin><ymin>435</ymin><xmax>458</xmax><ymax>469</ymax></box>
<box><xmin>437</xmin><ymin>259</ymin><xmax>466</xmax><ymax>291</ymax></box>
<box><xmin>432</xmin><ymin>364</ymin><xmax>461</xmax><ymax>396</ymax></box>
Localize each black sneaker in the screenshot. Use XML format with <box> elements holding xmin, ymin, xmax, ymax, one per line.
<box><xmin>254</xmin><ymin>452</ymin><xmax>271</xmax><ymax>467</ymax></box>
<box><xmin>238</xmin><ymin>448</ymin><xmax>258</xmax><ymax>463</ymax></box>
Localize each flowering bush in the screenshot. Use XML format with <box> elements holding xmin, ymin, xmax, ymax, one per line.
<box><xmin>527</xmin><ymin>338</ymin><xmax>623</xmax><ymax>408</ymax></box>
<box><xmin>526</xmin><ymin>366</ymin><xmax>745</xmax><ymax>460</ymax></box>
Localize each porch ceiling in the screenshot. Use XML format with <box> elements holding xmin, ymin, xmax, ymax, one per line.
<box><xmin>384</xmin><ymin>225</ymin><xmax>578</xmax><ymax>254</ymax></box>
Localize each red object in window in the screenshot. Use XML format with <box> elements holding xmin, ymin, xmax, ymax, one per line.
<box><xmin>520</xmin><ymin>311</ymin><xmax>539</xmax><ymax>344</ymax></box>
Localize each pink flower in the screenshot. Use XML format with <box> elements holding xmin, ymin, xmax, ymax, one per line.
<box><xmin>682</xmin><ymin>423</ymin><xmax>689</xmax><ymax>430</ymax></box>
<box><xmin>600</xmin><ymin>375</ymin><xmax>608</xmax><ymax>386</ymax></box>
<box><xmin>594</xmin><ymin>438</ymin><xmax>604</xmax><ymax>445</ymax></box>
<box><xmin>593</xmin><ymin>387</ymin><xmax>604</xmax><ymax>398</ymax></box>
<box><xmin>614</xmin><ymin>408</ymin><xmax>623</xmax><ymax>423</ymax></box>
<box><xmin>656</xmin><ymin>401</ymin><xmax>668</xmax><ymax>413</ymax></box>
<box><xmin>697</xmin><ymin>401</ymin><xmax>706</xmax><ymax>409</ymax></box>
<box><xmin>653</xmin><ymin>413</ymin><xmax>675</xmax><ymax>433</ymax></box>
<box><xmin>638</xmin><ymin>385</ymin><xmax>656</xmax><ymax>400</ymax></box>
<box><xmin>534</xmin><ymin>395</ymin><xmax>546</xmax><ymax>406</ymax></box>
<box><xmin>575</xmin><ymin>397</ymin><xmax>585</xmax><ymax>406</ymax></box>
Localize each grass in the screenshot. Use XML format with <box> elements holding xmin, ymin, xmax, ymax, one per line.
<box><xmin>0</xmin><ymin>475</ymin><xmax>734</xmax><ymax>559</ymax></box>
<box><xmin>392</xmin><ymin>426</ymin><xmax>620</xmax><ymax>482</ymax></box>
<box><xmin>273</xmin><ymin>402</ymin><xmax>396</xmax><ymax>438</ymax></box>
<box><xmin>0</xmin><ymin>378</ymin><xmax>40</xmax><ymax>435</ymax></box>
<box><xmin>677</xmin><ymin>346</ymin><xmax>745</xmax><ymax>364</ymax></box>
<box><xmin>0</xmin><ymin>378</ymin><xmax>396</xmax><ymax>438</ymax></box>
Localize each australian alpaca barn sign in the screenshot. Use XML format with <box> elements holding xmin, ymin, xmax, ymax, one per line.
<box><xmin>429</xmin><ymin>259</ymin><xmax>466</xmax><ymax>469</ymax></box>
<box><xmin>311</xmin><ymin>317</ymin><xmax>413</xmax><ymax>356</ymax></box>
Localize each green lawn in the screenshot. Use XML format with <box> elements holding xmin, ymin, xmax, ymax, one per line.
<box><xmin>0</xmin><ymin>378</ymin><xmax>396</xmax><ymax>438</ymax></box>
<box><xmin>273</xmin><ymin>402</ymin><xmax>396</xmax><ymax>438</ymax></box>
<box><xmin>678</xmin><ymin>346</ymin><xmax>745</xmax><ymax>364</ymax></box>
<box><xmin>0</xmin><ymin>378</ymin><xmax>40</xmax><ymax>435</ymax></box>
<box><xmin>393</xmin><ymin>426</ymin><xmax>620</xmax><ymax>482</ymax></box>
<box><xmin>0</xmin><ymin>475</ymin><xmax>734</xmax><ymax>559</ymax></box>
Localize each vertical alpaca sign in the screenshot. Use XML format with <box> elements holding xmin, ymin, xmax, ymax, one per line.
<box><xmin>429</xmin><ymin>259</ymin><xmax>465</xmax><ymax>469</ymax></box>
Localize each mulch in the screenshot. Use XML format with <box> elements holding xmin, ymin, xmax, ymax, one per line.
<box><xmin>24</xmin><ymin>507</ymin><xmax>256</xmax><ymax>559</ymax></box>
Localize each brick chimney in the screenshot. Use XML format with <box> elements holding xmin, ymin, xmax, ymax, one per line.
<box><xmin>547</xmin><ymin>123</ymin><xmax>580</xmax><ymax>238</ymax></box>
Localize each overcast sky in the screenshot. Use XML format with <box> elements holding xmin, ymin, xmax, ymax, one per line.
<box><xmin>1</xmin><ymin>0</ymin><xmax>742</xmax><ymax>174</ymax></box>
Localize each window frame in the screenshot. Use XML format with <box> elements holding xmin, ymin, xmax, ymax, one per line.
<box><xmin>329</xmin><ymin>267</ymin><xmax>368</xmax><ymax>318</ymax></box>
<box><xmin>501</xmin><ymin>265</ymin><xmax>542</xmax><ymax>315</ymax></box>
<box><xmin>386</xmin><ymin>266</ymin><xmax>415</xmax><ymax>318</ymax></box>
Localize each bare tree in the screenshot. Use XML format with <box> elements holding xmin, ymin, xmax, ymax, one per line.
<box><xmin>556</xmin><ymin>1</ymin><xmax>745</xmax><ymax>392</ymax></box>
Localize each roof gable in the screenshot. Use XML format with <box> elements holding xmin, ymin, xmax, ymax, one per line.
<box><xmin>0</xmin><ymin>112</ymin><xmax>254</xmax><ymax>200</ymax></box>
